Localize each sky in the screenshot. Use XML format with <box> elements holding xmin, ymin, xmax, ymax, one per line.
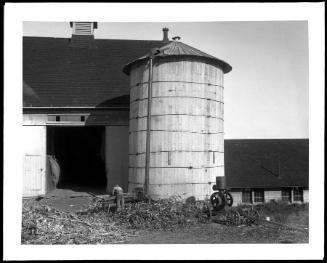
<box><xmin>23</xmin><ymin>21</ymin><xmax>309</xmax><ymax>139</ymax></box>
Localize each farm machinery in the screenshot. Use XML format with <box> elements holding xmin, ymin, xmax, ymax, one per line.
<box><xmin>210</xmin><ymin>176</ymin><xmax>234</xmax><ymax>211</ymax></box>
<box><xmin>209</xmin><ymin>177</ymin><xmax>260</xmax><ymax>226</ymax></box>
<box><xmin>90</xmin><ymin>177</ymin><xmax>260</xmax><ymax>226</ymax></box>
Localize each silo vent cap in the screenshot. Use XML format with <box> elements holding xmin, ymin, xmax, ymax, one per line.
<box><xmin>162</xmin><ymin>27</ymin><xmax>169</xmax><ymax>42</ymax></box>
<box><xmin>172</xmin><ymin>36</ymin><xmax>181</xmax><ymax>41</ymax></box>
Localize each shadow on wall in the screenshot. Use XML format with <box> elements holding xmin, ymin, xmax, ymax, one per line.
<box><xmin>23</xmin><ymin>80</ymin><xmax>40</xmax><ymax>106</ymax></box>
<box><xmin>85</xmin><ymin>95</ymin><xmax>130</xmax><ymax>194</ymax></box>
<box><xmin>85</xmin><ymin>95</ymin><xmax>129</xmax><ymax>126</ymax></box>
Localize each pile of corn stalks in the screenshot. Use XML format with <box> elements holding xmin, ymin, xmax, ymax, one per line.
<box><xmin>22</xmin><ymin>196</ymin><xmax>212</xmax><ymax>244</ymax></box>
<box><xmin>21</xmin><ymin>203</ymin><xmax>135</xmax><ymax>244</ymax></box>
<box><xmin>110</xmin><ymin>197</ymin><xmax>211</xmax><ymax>231</ymax></box>
<box><xmin>76</xmin><ymin>196</ymin><xmax>211</xmax><ymax>230</ymax></box>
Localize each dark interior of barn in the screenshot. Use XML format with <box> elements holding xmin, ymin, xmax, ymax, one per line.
<box><xmin>47</xmin><ymin>126</ymin><xmax>107</xmax><ymax>193</ymax></box>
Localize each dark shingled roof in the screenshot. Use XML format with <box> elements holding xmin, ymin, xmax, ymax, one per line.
<box><xmin>23</xmin><ymin>36</ymin><xmax>166</xmax><ymax>108</ymax></box>
<box><xmin>123</xmin><ymin>40</ymin><xmax>232</xmax><ymax>75</ymax></box>
<box><xmin>224</xmin><ymin>139</ymin><xmax>309</xmax><ymax>189</ymax></box>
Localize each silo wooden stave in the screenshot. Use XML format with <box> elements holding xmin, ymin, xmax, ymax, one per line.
<box><xmin>125</xmin><ymin>44</ymin><xmax>231</xmax><ymax>200</ymax></box>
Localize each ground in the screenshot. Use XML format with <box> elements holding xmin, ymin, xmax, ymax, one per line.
<box><xmin>22</xmin><ymin>189</ymin><xmax>309</xmax><ymax>244</ymax></box>
<box><xmin>127</xmin><ymin>220</ymin><xmax>308</xmax><ymax>244</ymax></box>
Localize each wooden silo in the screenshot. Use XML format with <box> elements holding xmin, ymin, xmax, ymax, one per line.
<box><xmin>123</xmin><ymin>40</ymin><xmax>232</xmax><ymax>200</ymax></box>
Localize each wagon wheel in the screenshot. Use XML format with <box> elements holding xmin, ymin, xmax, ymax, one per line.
<box><xmin>247</xmin><ymin>210</ymin><xmax>260</xmax><ymax>224</ymax></box>
<box><xmin>226</xmin><ymin>210</ymin><xmax>240</xmax><ymax>225</ymax></box>
<box><xmin>224</xmin><ymin>192</ymin><xmax>234</xmax><ymax>207</ymax></box>
<box><xmin>210</xmin><ymin>191</ymin><xmax>226</xmax><ymax>211</ymax></box>
<box><xmin>238</xmin><ymin>209</ymin><xmax>248</xmax><ymax>225</ymax></box>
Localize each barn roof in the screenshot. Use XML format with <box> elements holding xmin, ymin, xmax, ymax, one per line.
<box><xmin>123</xmin><ymin>40</ymin><xmax>232</xmax><ymax>75</ymax></box>
<box><xmin>224</xmin><ymin>139</ymin><xmax>309</xmax><ymax>189</ymax></box>
<box><xmin>23</xmin><ymin>36</ymin><xmax>166</xmax><ymax>108</ymax></box>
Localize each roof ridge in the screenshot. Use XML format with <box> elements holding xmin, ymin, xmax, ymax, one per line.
<box><xmin>23</xmin><ymin>36</ymin><xmax>165</xmax><ymax>43</ymax></box>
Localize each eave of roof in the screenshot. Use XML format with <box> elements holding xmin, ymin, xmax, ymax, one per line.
<box><xmin>122</xmin><ymin>40</ymin><xmax>232</xmax><ymax>75</ymax></box>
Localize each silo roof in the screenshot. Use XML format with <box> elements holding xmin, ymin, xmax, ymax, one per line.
<box><xmin>122</xmin><ymin>40</ymin><xmax>232</xmax><ymax>75</ymax></box>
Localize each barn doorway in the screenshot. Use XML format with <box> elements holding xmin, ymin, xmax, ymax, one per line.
<box><xmin>47</xmin><ymin>126</ymin><xmax>107</xmax><ymax>193</ymax></box>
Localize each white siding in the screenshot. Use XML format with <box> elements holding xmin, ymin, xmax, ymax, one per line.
<box><xmin>229</xmin><ymin>190</ymin><xmax>242</xmax><ymax>206</ymax></box>
<box><xmin>303</xmin><ymin>189</ymin><xmax>309</xmax><ymax>203</ymax></box>
<box><xmin>23</xmin><ymin>114</ymin><xmax>47</xmax><ymax>125</ymax></box>
<box><xmin>23</xmin><ymin>125</ymin><xmax>46</xmax><ymax>197</ymax></box>
<box><xmin>265</xmin><ymin>190</ymin><xmax>282</xmax><ymax>202</ymax></box>
<box><xmin>228</xmin><ymin>188</ymin><xmax>309</xmax><ymax>206</ymax></box>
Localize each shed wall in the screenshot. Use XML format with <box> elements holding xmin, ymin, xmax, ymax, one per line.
<box><xmin>228</xmin><ymin>189</ymin><xmax>309</xmax><ymax>206</ymax></box>
<box><xmin>265</xmin><ymin>190</ymin><xmax>282</xmax><ymax>202</ymax></box>
<box><xmin>228</xmin><ymin>190</ymin><xmax>242</xmax><ymax>206</ymax></box>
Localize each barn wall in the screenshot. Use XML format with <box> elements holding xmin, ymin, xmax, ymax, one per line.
<box><xmin>105</xmin><ymin>126</ymin><xmax>129</xmax><ymax>192</ymax></box>
<box><xmin>303</xmin><ymin>189</ymin><xmax>309</xmax><ymax>203</ymax></box>
<box><xmin>23</xmin><ymin>114</ymin><xmax>47</xmax><ymax>125</ymax></box>
<box><xmin>23</xmin><ymin>125</ymin><xmax>47</xmax><ymax>197</ymax></box>
<box><xmin>23</xmin><ymin>111</ymin><xmax>130</xmax><ymax>196</ymax></box>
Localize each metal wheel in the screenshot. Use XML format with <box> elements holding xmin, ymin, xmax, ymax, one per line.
<box><xmin>247</xmin><ymin>210</ymin><xmax>260</xmax><ymax>224</ymax></box>
<box><xmin>226</xmin><ymin>210</ymin><xmax>241</xmax><ymax>225</ymax></box>
<box><xmin>224</xmin><ymin>192</ymin><xmax>234</xmax><ymax>207</ymax></box>
<box><xmin>210</xmin><ymin>191</ymin><xmax>226</xmax><ymax>211</ymax></box>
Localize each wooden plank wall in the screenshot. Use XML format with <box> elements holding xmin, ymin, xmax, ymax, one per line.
<box><xmin>128</xmin><ymin>59</ymin><xmax>225</xmax><ymax>200</ymax></box>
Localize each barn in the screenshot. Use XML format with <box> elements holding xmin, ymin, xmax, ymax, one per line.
<box><xmin>23</xmin><ymin>21</ymin><xmax>309</xmax><ymax>204</ymax></box>
<box><xmin>23</xmin><ymin>22</ymin><xmax>167</xmax><ymax>196</ymax></box>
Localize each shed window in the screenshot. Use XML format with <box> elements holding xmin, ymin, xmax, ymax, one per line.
<box><xmin>242</xmin><ymin>189</ymin><xmax>252</xmax><ymax>203</ymax></box>
<box><xmin>293</xmin><ymin>188</ymin><xmax>304</xmax><ymax>202</ymax></box>
<box><xmin>281</xmin><ymin>188</ymin><xmax>292</xmax><ymax>202</ymax></box>
<box><xmin>253</xmin><ymin>189</ymin><xmax>265</xmax><ymax>203</ymax></box>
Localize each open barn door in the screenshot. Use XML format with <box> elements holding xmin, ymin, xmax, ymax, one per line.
<box><xmin>47</xmin><ymin>126</ymin><xmax>107</xmax><ymax>193</ymax></box>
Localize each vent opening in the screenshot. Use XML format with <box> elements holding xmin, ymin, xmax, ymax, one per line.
<box><xmin>70</xmin><ymin>22</ymin><xmax>97</xmax><ymax>36</ymax></box>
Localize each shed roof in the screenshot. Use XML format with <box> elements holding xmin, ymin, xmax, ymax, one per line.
<box><xmin>23</xmin><ymin>37</ymin><xmax>166</xmax><ymax>108</ymax></box>
<box><xmin>224</xmin><ymin>139</ymin><xmax>309</xmax><ymax>189</ymax></box>
<box><xmin>122</xmin><ymin>40</ymin><xmax>232</xmax><ymax>75</ymax></box>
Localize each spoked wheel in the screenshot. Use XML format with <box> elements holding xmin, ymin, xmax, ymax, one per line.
<box><xmin>225</xmin><ymin>210</ymin><xmax>241</xmax><ymax>225</ymax></box>
<box><xmin>247</xmin><ymin>210</ymin><xmax>260</xmax><ymax>224</ymax></box>
<box><xmin>210</xmin><ymin>191</ymin><xmax>226</xmax><ymax>211</ymax></box>
<box><xmin>224</xmin><ymin>192</ymin><xmax>234</xmax><ymax>207</ymax></box>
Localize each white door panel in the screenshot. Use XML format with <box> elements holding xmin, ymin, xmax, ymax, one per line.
<box><xmin>22</xmin><ymin>125</ymin><xmax>46</xmax><ymax>197</ymax></box>
<box><xmin>23</xmin><ymin>155</ymin><xmax>44</xmax><ymax>196</ymax></box>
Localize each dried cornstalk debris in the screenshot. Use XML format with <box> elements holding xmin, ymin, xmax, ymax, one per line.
<box><xmin>21</xmin><ymin>203</ymin><xmax>134</xmax><ymax>244</ymax></box>
<box><xmin>108</xmin><ymin>197</ymin><xmax>211</xmax><ymax>231</ymax></box>
<box><xmin>22</xmin><ymin>196</ymin><xmax>212</xmax><ymax>244</ymax></box>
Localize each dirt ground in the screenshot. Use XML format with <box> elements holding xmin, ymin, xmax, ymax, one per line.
<box><xmin>22</xmin><ymin>189</ymin><xmax>309</xmax><ymax>244</ymax></box>
<box><xmin>127</xmin><ymin>221</ymin><xmax>308</xmax><ymax>244</ymax></box>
